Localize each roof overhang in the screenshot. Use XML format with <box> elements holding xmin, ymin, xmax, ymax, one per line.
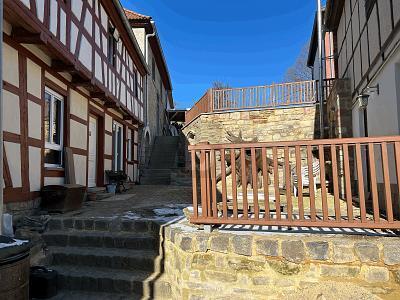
<box><xmin>324</xmin><ymin>0</ymin><xmax>345</xmax><ymax>31</ymax></box>
<box><xmin>307</xmin><ymin>12</ymin><xmax>319</xmax><ymax>67</ymax></box>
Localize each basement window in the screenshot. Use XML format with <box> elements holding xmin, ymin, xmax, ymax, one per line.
<box><xmin>44</xmin><ymin>88</ymin><xmax>64</xmax><ymax>167</ymax></box>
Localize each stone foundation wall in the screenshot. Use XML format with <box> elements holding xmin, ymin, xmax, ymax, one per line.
<box><xmin>182</xmin><ymin>105</ymin><xmax>320</xmax><ymax>145</ymax></box>
<box><xmin>162</xmin><ymin>223</ymin><xmax>400</xmax><ymax>299</ymax></box>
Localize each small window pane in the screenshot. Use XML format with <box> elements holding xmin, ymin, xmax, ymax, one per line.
<box><xmin>53</xmin><ymin>99</ymin><xmax>62</xmax><ymax>145</ymax></box>
<box><xmin>44</xmin><ymin>94</ymin><xmax>51</xmax><ymax>143</ymax></box>
<box><xmin>44</xmin><ymin>149</ymin><xmax>62</xmax><ymax>165</ymax></box>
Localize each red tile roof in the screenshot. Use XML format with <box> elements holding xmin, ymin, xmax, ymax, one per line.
<box><xmin>124</xmin><ymin>9</ymin><xmax>151</xmax><ymax>21</ymax></box>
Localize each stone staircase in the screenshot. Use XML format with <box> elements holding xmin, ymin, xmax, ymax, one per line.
<box><xmin>42</xmin><ymin>217</ymin><xmax>171</xmax><ymax>299</ymax></box>
<box><xmin>140</xmin><ymin>136</ymin><xmax>180</xmax><ymax>185</ymax></box>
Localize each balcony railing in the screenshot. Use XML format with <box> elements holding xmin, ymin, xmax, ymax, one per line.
<box><xmin>189</xmin><ymin>136</ymin><xmax>400</xmax><ymax>230</ymax></box>
<box><xmin>185</xmin><ymin>80</ymin><xmax>318</xmax><ymax>123</ymax></box>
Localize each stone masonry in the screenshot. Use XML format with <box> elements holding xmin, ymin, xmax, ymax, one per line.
<box><xmin>162</xmin><ymin>223</ymin><xmax>400</xmax><ymax>300</ymax></box>
<box><xmin>183</xmin><ymin>105</ymin><xmax>320</xmax><ymax>145</ymax></box>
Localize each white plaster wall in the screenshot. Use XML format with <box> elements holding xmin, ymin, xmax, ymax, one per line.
<box><xmin>27</xmin><ymin>59</ymin><xmax>42</xmax><ymax>98</ymax></box>
<box><xmin>73</xmin><ymin>154</ymin><xmax>87</xmax><ymax>186</ymax></box>
<box><xmin>70</xmin><ymin>89</ymin><xmax>88</xmax><ymax>120</ymax></box>
<box><xmin>128</xmin><ymin>165</ymin><xmax>134</xmax><ymax>182</ymax></box>
<box><xmin>45</xmin><ymin>72</ymin><xmax>67</xmax><ymax>90</ymax></box>
<box><xmin>28</xmin><ymin>100</ymin><xmax>42</xmax><ymax>139</ymax></box>
<box><xmin>70</xmin><ymin>120</ymin><xmax>87</xmax><ymax>150</ymax></box>
<box><xmin>3</xmin><ymin>90</ymin><xmax>20</xmax><ymax>135</ymax></box>
<box><xmin>29</xmin><ymin>146</ymin><xmax>41</xmax><ymax>191</ymax></box>
<box><xmin>3</xmin><ymin>43</ymin><xmax>19</xmax><ymax>87</ymax></box>
<box><xmin>105</xmin><ymin>114</ymin><xmax>112</xmax><ymax>133</ymax></box>
<box><xmin>105</xmin><ymin>134</ymin><xmax>112</xmax><ymax>156</ymax></box>
<box><xmin>132</xmin><ymin>28</ymin><xmax>145</xmax><ymax>56</ymax></box>
<box><xmin>4</xmin><ymin>142</ymin><xmax>21</xmax><ymax>187</ymax></box>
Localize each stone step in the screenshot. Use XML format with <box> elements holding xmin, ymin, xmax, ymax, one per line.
<box><xmin>47</xmin><ymin>217</ymin><xmax>155</xmax><ymax>234</ymax></box>
<box><xmin>50</xmin><ymin>246</ymin><xmax>157</xmax><ymax>272</ymax></box>
<box><xmin>47</xmin><ymin>290</ymin><xmax>140</xmax><ymax>300</ymax></box>
<box><xmin>43</xmin><ymin>230</ymin><xmax>157</xmax><ymax>250</ymax></box>
<box><xmin>52</xmin><ymin>265</ymin><xmax>150</xmax><ymax>294</ymax></box>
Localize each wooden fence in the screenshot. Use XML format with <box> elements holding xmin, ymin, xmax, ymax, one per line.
<box><xmin>189</xmin><ymin>136</ymin><xmax>400</xmax><ymax>229</ymax></box>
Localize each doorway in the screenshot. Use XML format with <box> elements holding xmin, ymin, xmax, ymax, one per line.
<box><xmin>88</xmin><ymin>116</ymin><xmax>98</xmax><ymax>187</ymax></box>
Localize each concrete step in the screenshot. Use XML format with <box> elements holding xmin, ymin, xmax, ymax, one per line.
<box><xmin>47</xmin><ymin>290</ymin><xmax>140</xmax><ymax>300</ymax></box>
<box><xmin>52</xmin><ymin>265</ymin><xmax>150</xmax><ymax>294</ymax></box>
<box><xmin>43</xmin><ymin>230</ymin><xmax>158</xmax><ymax>250</ymax></box>
<box><xmin>140</xmin><ymin>179</ymin><xmax>171</xmax><ymax>185</ymax></box>
<box><xmin>47</xmin><ymin>217</ymin><xmax>155</xmax><ymax>234</ymax></box>
<box><xmin>50</xmin><ymin>246</ymin><xmax>157</xmax><ymax>272</ymax></box>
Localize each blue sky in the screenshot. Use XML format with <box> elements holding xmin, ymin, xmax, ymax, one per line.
<box><xmin>121</xmin><ymin>0</ymin><xmax>318</xmax><ymax>109</ymax></box>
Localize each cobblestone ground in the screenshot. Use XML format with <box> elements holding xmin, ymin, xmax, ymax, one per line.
<box><xmin>59</xmin><ymin>185</ymin><xmax>192</xmax><ymax>219</ymax></box>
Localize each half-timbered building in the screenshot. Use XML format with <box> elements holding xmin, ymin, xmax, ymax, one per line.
<box><xmin>3</xmin><ymin>0</ymin><xmax>148</xmax><ymax>213</ymax></box>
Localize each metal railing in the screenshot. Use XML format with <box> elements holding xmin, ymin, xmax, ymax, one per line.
<box><xmin>185</xmin><ymin>80</ymin><xmax>318</xmax><ymax>124</ymax></box>
<box><xmin>189</xmin><ymin>136</ymin><xmax>400</xmax><ymax>229</ymax></box>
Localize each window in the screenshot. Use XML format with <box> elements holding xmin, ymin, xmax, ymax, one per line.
<box><xmin>44</xmin><ymin>88</ymin><xmax>64</xmax><ymax>167</ymax></box>
<box><xmin>133</xmin><ymin>70</ymin><xmax>138</xmax><ymax>98</ymax></box>
<box><xmin>365</xmin><ymin>0</ymin><xmax>376</xmax><ymax>18</ymax></box>
<box><xmin>108</xmin><ymin>23</ymin><xmax>117</xmax><ymax>67</ymax></box>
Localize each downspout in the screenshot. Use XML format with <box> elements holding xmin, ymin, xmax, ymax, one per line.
<box><xmin>317</xmin><ymin>0</ymin><xmax>325</xmax><ymax>138</ymax></box>
<box><xmin>0</xmin><ymin>0</ymin><xmax>3</xmax><ymax>233</ymax></box>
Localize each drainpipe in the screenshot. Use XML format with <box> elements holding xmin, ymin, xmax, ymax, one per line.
<box><xmin>317</xmin><ymin>0</ymin><xmax>325</xmax><ymax>139</ymax></box>
<box><xmin>0</xmin><ymin>0</ymin><xmax>4</xmax><ymax>234</ymax></box>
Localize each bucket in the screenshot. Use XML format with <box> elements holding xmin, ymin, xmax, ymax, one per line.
<box><xmin>0</xmin><ymin>236</ymin><xmax>30</xmax><ymax>300</ymax></box>
<box><xmin>106</xmin><ymin>184</ymin><xmax>117</xmax><ymax>194</ymax></box>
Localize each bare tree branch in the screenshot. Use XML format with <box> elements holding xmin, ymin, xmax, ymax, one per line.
<box><xmin>284</xmin><ymin>42</ymin><xmax>312</xmax><ymax>82</ymax></box>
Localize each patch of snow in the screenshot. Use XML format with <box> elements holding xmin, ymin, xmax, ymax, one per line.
<box><xmin>153</xmin><ymin>208</ymin><xmax>183</xmax><ymax>217</ymax></box>
<box><xmin>0</xmin><ymin>238</ymin><xmax>28</xmax><ymax>249</ymax></box>
<box><xmin>121</xmin><ymin>211</ymin><xmax>142</xmax><ymax>220</ymax></box>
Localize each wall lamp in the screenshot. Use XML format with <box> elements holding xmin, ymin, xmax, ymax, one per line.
<box><xmin>356</xmin><ymin>84</ymin><xmax>380</xmax><ymax>109</ymax></box>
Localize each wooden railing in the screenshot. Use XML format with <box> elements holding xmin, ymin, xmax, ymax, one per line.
<box><xmin>185</xmin><ymin>91</ymin><xmax>212</xmax><ymax>124</ymax></box>
<box><xmin>213</xmin><ymin>80</ymin><xmax>317</xmax><ymax>111</ymax></box>
<box><xmin>185</xmin><ymin>80</ymin><xmax>318</xmax><ymax>124</ymax></box>
<box><xmin>189</xmin><ymin>136</ymin><xmax>400</xmax><ymax>229</ymax></box>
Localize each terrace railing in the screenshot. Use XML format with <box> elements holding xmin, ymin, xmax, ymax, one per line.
<box><xmin>185</xmin><ymin>80</ymin><xmax>318</xmax><ymax>124</ymax></box>
<box><xmin>189</xmin><ymin>136</ymin><xmax>400</xmax><ymax>230</ymax></box>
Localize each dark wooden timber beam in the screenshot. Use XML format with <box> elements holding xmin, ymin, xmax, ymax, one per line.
<box><xmin>51</xmin><ymin>60</ymin><xmax>76</xmax><ymax>73</ymax></box>
<box><xmin>12</xmin><ymin>28</ymin><xmax>47</xmax><ymax>44</ymax></box>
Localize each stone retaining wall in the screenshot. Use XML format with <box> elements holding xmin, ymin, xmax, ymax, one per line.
<box><xmin>162</xmin><ymin>223</ymin><xmax>400</xmax><ymax>299</ymax></box>
<box><xmin>183</xmin><ymin>105</ymin><xmax>320</xmax><ymax>145</ymax></box>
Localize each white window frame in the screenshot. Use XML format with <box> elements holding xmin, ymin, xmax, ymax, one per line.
<box><xmin>44</xmin><ymin>87</ymin><xmax>64</xmax><ymax>168</ymax></box>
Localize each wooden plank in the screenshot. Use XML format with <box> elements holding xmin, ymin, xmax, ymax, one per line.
<box><xmin>221</xmin><ymin>149</ymin><xmax>228</xmax><ymax>219</ymax></box>
<box><xmin>343</xmin><ymin>144</ymin><xmax>354</xmax><ymax>222</ymax></box>
<box><xmin>205</xmin><ymin>152</ymin><xmax>211</xmax><ymax>217</ymax></box>
<box><xmin>331</xmin><ymin>144</ymin><xmax>341</xmax><ymax>221</ymax></box>
<box><xmin>191</xmin><ymin>150</ymin><xmax>198</xmax><ymax>219</ymax></box>
<box><xmin>241</xmin><ymin>148</ymin><xmax>248</xmax><ymax>219</ymax></box>
<box><xmin>355</xmin><ymin>144</ymin><xmax>367</xmax><ymax>223</ymax></box>
<box><xmin>307</xmin><ymin>145</ymin><xmax>317</xmax><ymax>221</ymax></box>
<box><xmin>368</xmin><ymin>143</ymin><xmax>380</xmax><ymax>222</ymax></box>
<box><xmin>251</xmin><ymin>148</ymin><xmax>259</xmax><ymax>220</ymax></box>
<box><xmin>395</xmin><ymin>142</ymin><xmax>400</xmax><ymax>219</ymax></box>
<box><xmin>3</xmin><ymin>144</ymin><xmax>13</xmax><ymax>188</ymax></box>
<box><xmin>381</xmin><ymin>142</ymin><xmax>394</xmax><ymax>223</ymax></box>
<box><xmin>231</xmin><ymin>149</ymin><xmax>238</xmax><ymax>219</ymax></box>
<box><xmin>200</xmin><ymin>150</ymin><xmax>208</xmax><ymax>218</ymax></box>
<box><xmin>295</xmin><ymin>146</ymin><xmax>304</xmax><ymax>220</ymax></box>
<box><xmin>261</xmin><ymin>148</ymin><xmax>270</xmax><ymax>220</ymax></box>
<box><xmin>210</xmin><ymin>150</ymin><xmax>218</xmax><ymax>218</ymax></box>
<box><xmin>284</xmin><ymin>147</ymin><xmax>292</xmax><ymax>221</ymax></box>
<box><xmin>272</xmin><ymin>147</ymin><xmax>281</xmax><ymax>220</ymax></box>
<box><xmin>318</xmin><ymin>145</ymin><xmax>329</xmax><ymax>221</ymax></box>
